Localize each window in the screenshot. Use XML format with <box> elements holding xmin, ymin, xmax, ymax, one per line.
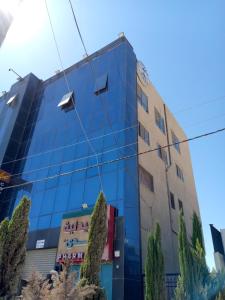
<box><xmin>157</xmin><ymin>144</ymin><xmax>168</xmax><ymax>165</ymax></box>
<box><xmin>170</xmin><ymin>192</ymin><xmax>175</xmax><ymax>209</ymax></box>
<box><xmin>94</xmin><ymin>73</ymin><xmax>108</xmax><ymax>95</ymax></box>
<box><xmin>154</xmin><ymin>108</ymin><xmax>165</xmax><ymax>134</ymax></box>
<box><xmin>6</xmin><ymin>94</ymin><xmax>17</xmax><ymax>106</ymax></box>
<box><xmin>138</xmin><ymin>122</ymin><xmax>150</xmax><ymax>145</ymax></box>
<box><xmin>176</xmin><ymin>164</ymin><xmax>184</xmax><ymax>181</ymax></box>
<box><xmin>178</xmin><ymin>199</ymin><xmax>183</xmax><ymax>212</ymax></box>
<box><xmin>171</xmin><ymin>131</ymin><xmax>180</xmax><ymax>153</ymax></box>
<box><xmin>137</xmin><ymin>85</ymin><xmax>148</xmax><ymax>112</ymax></box>
<box><xmin>58</xmin><ymin>91</ymin><xmax>74</xmax><ymax>111</ymax></box>
<box><xmin>139</xmin><ymin>165</ymin><xmax>154</xmax><ymax>192</ymax></box>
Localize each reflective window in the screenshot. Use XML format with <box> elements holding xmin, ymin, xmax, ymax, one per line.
<box><xmin>139</xmin><ymin>165</ymin><xmax>154</xmax><ymax>192</ymax></box>
<box><xmin>137</xmin><ymin>85</ymin><xmax>148</xmax><ymax>112</ymax></box>
<box><xmin>94</xmin><ymin>73</ymin><xmax>108</xmax><ymax>95</ymax></box>
<box><xmin>38</xmin><ymin>215</ymin><xmax>51</xmax><ymax>230</ymax></box>
<box><xmin>157</xmin><ymin>144</ymin><xmax>168</xmax><ymax>165</ymax></box>
<box><xmin>138</xmin><ymin>122</ymin><xmax>150</xmax><ymax>145</ymax></box>
<box><xmin>171</xmin><ymin>131</ymin><xmax>180</xmax><ymax>153</ymax></box>
<box><xmin>176</xmin><ymin>164</ymin><xmax>184</xmax><ymax>181</ymax></box>
<box><xmin>154</xmin><ymin>107</ymin><xmax>165</xmax><ymax>134</ymax></box>
<box><xmin>40</xmin><ymin>188</ymin><xmax>56</xmax><ymax>214</ymax></box>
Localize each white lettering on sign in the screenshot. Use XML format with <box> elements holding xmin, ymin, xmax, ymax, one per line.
<box><xmin>36</xmin><ymin>240</ymin><xmax>45</xmax><ymax>249</ymax></box>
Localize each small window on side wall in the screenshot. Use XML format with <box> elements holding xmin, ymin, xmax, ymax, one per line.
<box><xmin>94</xmin><ymin>73</ymin><xmax>108</xmax><ymax>95</ymax></box>
<box><xmin>58</xmin><ymin>91</ymin><xmax>74</xmax><ymax>111</ymax></box>
<box><xmin>170</xmin><ymin>192</ymin><xmax>175</xmax><ymax>209</ymax></box>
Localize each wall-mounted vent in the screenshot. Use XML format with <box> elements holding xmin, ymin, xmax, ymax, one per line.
<box><xmin>57</xmin><ymin>91</ymin><xmax>74</xmax><ymax>111</ymax></box>
<box><xmin>6</xmin><ymin>94</ymin><xmax>17</xmax><ymax>106</ymax></box>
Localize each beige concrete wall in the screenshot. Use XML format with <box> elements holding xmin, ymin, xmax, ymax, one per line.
<box><xmin>137</xmin><ymin>74</ymin><xmax>200</xmax><ymax>274</ymax></box>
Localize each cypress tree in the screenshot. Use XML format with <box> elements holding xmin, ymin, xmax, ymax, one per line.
<box><xmin>192</xmin><ymin>212</ymin><xmax>205</xmax><ymax>253</ymax></box>
<box><xmin>80</xmin><ymin>192</ymin><xmax>107</xmax><ymax>288</ymax></box>
<box><xmin>175</xmin><ymin>214</ymin><xmax>194</xmax><ymax>300</ymax></box>
<box><xmin>0</xmin><ymin>196</ymin><xmax>31</xmax><ymax>297</ymax></box>
<box><xmin>145</xmin><ymin>223</ymin><xmax>165</xmax><ymax>300</ymax></box>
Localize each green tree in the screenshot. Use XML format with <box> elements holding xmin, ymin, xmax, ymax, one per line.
<box><xmin>79</xmin><ymin>191</ymin><xmax>107</xmax><ymax>298</ymax></box>
<box><xmin>175</xmin><ymin>214</ymin><xmax>194</xmax><ymax>300</ymax></box>
<box><xmin>145</xmin><ymin>223</ymin><xmax>165</xmax><ymax>300</ymax></box>
<box><xmin>0</xmin><ymin>196</ymin><xmax>31</xmax><ymax>297</ymax></box>
<box><xmin>192</xmin><ymin>212</ymin><xmax>205</xmax><ymax>253</ymax></box>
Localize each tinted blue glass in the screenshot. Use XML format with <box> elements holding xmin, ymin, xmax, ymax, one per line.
<box><xmin>40</xmin><ymin>188</ymin><xmax>56</xmax><ymax>215</ymax></box>
<box><xmin>51</xmin><ymin>212</ymin><xmax>63</xmax><ymax>228</ymax></box>
<box><xmin>30</xmin><ymin>217</ymin><xmax>38</xmax><ymax>231</ymax></box>
<box><xmin>30</xmin><ymin>191</ymin><xmax>44</xmax><ymax>217</ymax></box>
<box><xmin>68</xmin><ymin>181</ymin><xmax>84</xmax><ymax>210</ymax></box>
<box><xmin>4</xmin><ymin>39</ymin><xmax>142</xmax><ymax>299</ymax></box>
<box><xmin>38</xmin><ymin>215</ymin><xmax>51</xmax><ymax>230</ymax></box>
<box><xmin>84</xmin><ymin>176</ymin><xmax>100</xmax><ymax>204</ymax></box>
<box><xmin>102</xmin><ymin>171</ymin><xmax>117</xmax><ymax>202</ymax></box>
<box><xmin>54</xmin><ymin>184</ymin><xmax>70</xmax><ymax>212</ymax></box>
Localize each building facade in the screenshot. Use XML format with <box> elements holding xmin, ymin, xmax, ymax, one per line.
<box><xmin>0</xmin><ymin>37</ymin><xmax>200</xmax><ymax>299</ymax></box>
<box><xmin>210</xmin><ymin>224</ymin><xmax>225</xmax><ymax>272</ymax></box>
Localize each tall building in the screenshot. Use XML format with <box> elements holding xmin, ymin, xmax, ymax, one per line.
<box><xmin>0</xmin><ymin>37</ymin><xmax>200</xmax><ymax>300</ymax></box>
<box><xmin>210</xmin><ymin>224</ymin><xmax>225</xmax><ymax>272</ymax></box>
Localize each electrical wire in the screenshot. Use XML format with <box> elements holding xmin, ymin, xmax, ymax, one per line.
<box><xmin>0</xmin><ymin>124</ymin><xmax>137</xmax><ymax>167</ymax></box>
<box><xmin>0</xmin><ymin>142</ymin><xmax>137</xmax><ymax>180</ymax></box>
<box><xmin>45</xmin><ymin>0</ymin><xmax>103</xmax><ymax>190</ymax></box>
<box><xmin>2</xmin><ymin>126</ymin><xmax>225</xmax><ymax>191</ymax></box>
<box><xmin>174</xmin><ymin>95</ymin><xmax>225</xmax><ymax>115</ymax></box>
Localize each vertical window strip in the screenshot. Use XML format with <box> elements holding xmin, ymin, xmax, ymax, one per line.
<box><xmin>154</xmin><ymin>107</ymin><xmax>165</xmax><ymax>134</ymax></box>
<box><xmin>171</xmin><ymin>131</ymin><xmax>180</xmax><ymax>153</ymax></box>
<box><xmin>138</xmin><ymin>122</ymin><xmax>150</xmax><ymax>145</ymax></box>
<box><xmin>137</xmin><ymin>85</ymin><xmax>148</xmax><ymax>112</ymax></box>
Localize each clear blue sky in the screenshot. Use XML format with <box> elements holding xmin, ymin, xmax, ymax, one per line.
<box><xmin>1</xmin><ymin>0</ymin><xmax>225</xmax><ymax>270</ymax></box>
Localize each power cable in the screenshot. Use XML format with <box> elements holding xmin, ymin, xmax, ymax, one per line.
<box><xmin>45</xmin><ymin>0</ymin><xmax>103</xmax><ymax>190</ymax></box>
<box><xmin>2</xmin><ymin>126</ymin><xmax>225</xmax><ymax>191</ymax></box>
<box><xmin>0</xmin><ymin>124</ymin><xmax>137</xmax><ymax>167</ymax></box>
<box><xmin>174</xmin><ymin>95</ymin><xmax>225</xmax><ymax>115</ymax></box>
<box><xmin>0</xmin><ymin>142</ymin><xmax>137</xmax><ymax>181</ymax></box>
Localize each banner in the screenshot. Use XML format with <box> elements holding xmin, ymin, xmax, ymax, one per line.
<box><xmin>56</xmin><ymin>205</ymin><xmax>115</xmax><ymax>264</ymax></box>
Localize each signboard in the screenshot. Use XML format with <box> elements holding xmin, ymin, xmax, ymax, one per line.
<box><xmin>0</xmin><ymin>169</ymin><xmax>10</xmax><ymax>183</ymax></box>
<box><xmin>0</xmin><ymin>169</ymin><xmax>11</xmax><ymax>195</ymax></box>
<box><xmin>36</xmin><ymin>239</ymin><xmax>45</xmax><ymax>249</ymax></box>
<box><xmin>56</xmin><ymin>205</ymin><xmax>115</xmax><ymax>264</ymax></box>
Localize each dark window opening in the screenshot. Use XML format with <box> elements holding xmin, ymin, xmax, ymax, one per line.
<box><xmin>139</xmin><ymin>165</ymin><xmax>154</xmax><ymax>192</ymax></box>
<box><xmin>176</xmin><ymin>164</ymin><xmax>184</xmax><ymax>181</ymax></box>
<box><xmin>157</xmin><ymin>144</ymin><xmax>168</xmax><ymax>165</ymax></box>
<box><xmin>138</xmin><ymin>122</ymin><xmax>150</xmax><ymax>145</ymax></box>
<box><xmin>94</xmin><ymin>73</ymin><xmax>108</xmax><ymax>95</ymax></box>
<box><xmin>171</xmin><ymin>131</ymin><xmax>180</xmax><ymax>153</ymax></box>
<box><xmin>155</xmin><ymin>107</ymin><xmax>165</xmax><ymax>134</ymax></box>
<box><xmin>178</xmin><ymin>199</ymin><xmax>183</xmax><ymax>213</ymax></box>
<box><xmin>170</xmin><ymin>192</ymin><xmax>175</xmax><ymax>209</ymax></box>
<box><xmin>137</xmin><ymin>85</ymin><xmax>148</xmax><ymax>112</ymax></box>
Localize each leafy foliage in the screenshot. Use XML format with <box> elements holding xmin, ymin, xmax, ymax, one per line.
<box><xmin>145</xmin><ymin>223</ymin><xmax>165</xmax><ymax>300</ymax></box>
<box><xmin>22</xmin><ymin>262</ymin><xmax>98</xmax><ymax>300</ymax></box>
<box><xmin>80</xmin><ymin>192</ymin><xmax>107</xmax><ymax>288</ymax></box>
<box><xmin>0</xmin><ymin>196</ymin><xmax>31</xmax><ymax>297</ymax></box>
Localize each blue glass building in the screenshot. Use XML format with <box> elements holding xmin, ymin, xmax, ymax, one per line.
<box><xmin>0</xmin><ymin>37</ymin><xmax>142</xmax><ymax>300</ymax></box>
<box><xmin>0</xmin><ymin>36</ymin><xmax>201</xmax><ymax>300</ymax></box>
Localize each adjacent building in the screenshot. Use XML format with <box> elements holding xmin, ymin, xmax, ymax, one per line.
<box><xmin>0</xmin><ymin>36</ymin><xmax>200</xmax><ymax>299</ymax></box>
<box><xmin>210</xmin><ymin>224</ymin><xmax>225</xmax><ymax>272</ymax></box>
